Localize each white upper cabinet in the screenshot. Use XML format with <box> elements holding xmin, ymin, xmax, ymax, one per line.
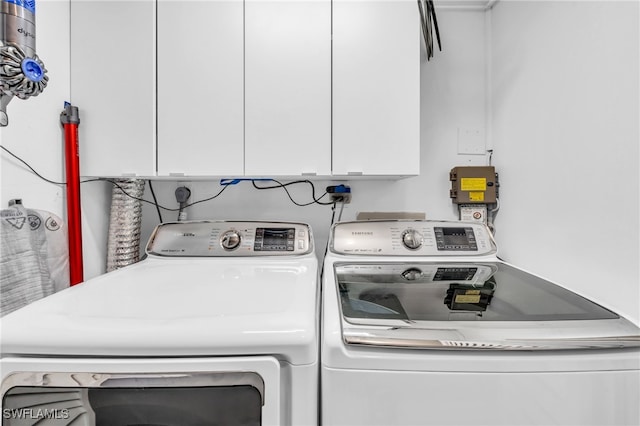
<box><xmin>245</xmin><ymin>0</ymin><xmax>331</xmax><ymax>176</ymax></box>
<box><xmin>71</xmin><ymin>0</ymin><xmax>156</xmax><ymax>177</ymax></box>
<box><xmin>332</xmin><ymin>0</ymin><xmax>421</xmax><ymax>176</ymax></box>
<box><xmin>157</xmin><ymin>0</ymin><xmax>244</xmax><ymax>177</ymax></box>
<box><xmin>72</xmin><ymin>0</ymin><xmax>418</xmax><ymax>178</ymax></box>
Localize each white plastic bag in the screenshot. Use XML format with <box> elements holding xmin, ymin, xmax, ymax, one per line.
<box><xmin>0</xmin><ymin>202</ymin><xmax>69</xmax><ymax>316</ymax></box>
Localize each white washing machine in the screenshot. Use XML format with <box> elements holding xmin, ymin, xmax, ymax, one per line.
<box><xmin>1</xmin><ymin>221</ymin><xmax>319</xmax><ymax>426</ymax></box>
<box><xmin>321</xmin><ymin>220</ymin><xmax>640</xmax><ymax>426</ymax></box>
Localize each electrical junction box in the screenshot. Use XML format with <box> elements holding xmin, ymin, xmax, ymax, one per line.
<box><xmin>450</xmin><ymin>166</ymin><xmax>497</xmax><ymax>204</ymax></box>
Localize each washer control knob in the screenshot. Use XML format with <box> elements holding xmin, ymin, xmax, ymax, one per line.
<box><xmin>402</xmin><ymin>229</ymin><xmax>423</xmax><ymax>250</ymax></box>
<box><xmin>221</xmin><ymin>230</ymin><xmax>241</xmax><ymax>250</ymax></box>
<box><xmin>401</xmin><ymin>268</ymin><xmax>423</xmax><ymax>281</ymax></box>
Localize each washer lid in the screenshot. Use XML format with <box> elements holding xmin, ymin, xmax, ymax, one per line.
<box><xmin>1</xmin><ymin>256</ymin><xmax>319</xmax><ymax>364</ymax></box>
<box><xmin>334</xmin><ymin>262</ymin><xmax>640</xmax><ymax>350</ymax></box>
<box><xmin>336</xmin><ymin>262</ymin><xmax>620</xmax><ymax>322</ymax></box>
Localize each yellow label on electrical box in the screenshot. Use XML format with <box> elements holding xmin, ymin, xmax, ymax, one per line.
<box><xmin>469</xmin><ymin>192</ymin><xmax>485</xmax><ymax>202</ymax></box>
<box><xmin>455</xmin><ymin>294</ymin><xmax>481</xmax><ymax>304</ymax></box>
<box><xmin>461</xmin><ymin>178</ymin><xmax>487</xmax><ymax>191</ymax></box>
<box><xmin>465</xmin><ymin>290</ymin><xmax>481</xmax><ymax>295</ymax></box>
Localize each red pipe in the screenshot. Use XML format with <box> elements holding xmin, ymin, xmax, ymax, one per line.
<box><xmin>61</xmin><ymin>104</ymin><xmax>83</xmax><ymax>285</ymax></box>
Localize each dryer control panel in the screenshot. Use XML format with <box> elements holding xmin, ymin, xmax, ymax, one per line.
<box><xmin>147</xmin><ymin>221</ymin><xmax>313</xmax><ymax>256</ymax></box>
<box><xmin>330</xmin><ymin>220</ymin><xmax>497</xmax><ymax>256</ymax></box>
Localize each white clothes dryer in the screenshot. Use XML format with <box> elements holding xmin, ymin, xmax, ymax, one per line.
<box><xmin>321</xmin><ymin>220</ymin><xmax>640</xmax><ymax>426</ymax></box>
<box><xmin>1</xmin><ymin>221</ymin><xmax>319</xmax><ymax>426</ymax></box>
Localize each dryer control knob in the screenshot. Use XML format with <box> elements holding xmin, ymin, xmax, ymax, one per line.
<box><xmin>402</xmin><ymin>229</ymin><xmax>423</xmax><ymax>250</ymax></box>
<box><xmin>221</xmin><ymin>230</ymin><xmax>241</xmax><ymax>250</ymax></box>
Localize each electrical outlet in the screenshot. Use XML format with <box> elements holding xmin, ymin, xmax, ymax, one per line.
<box><xmin>457</xmin><ymin>127</ymin><xmax>486</xmax><ymax>155</ymax></box>
<box><xmin>459</xmin><ymin>204</ymin><xmax>487</xmax><ymax>224</ymax></box>
<box><xmin>175</xmin><ymin>183</ymin><xmax>192</xmax><ymax>222</ymax></box>
<box><xmin>327</xmin><ymin>185</ymin><xmax>351</xmax><ymax>204</ymax></box>
<box><xmin>330</xmin><ymin>193</ymin><xmax>351</xmax><ymax>204</ymax></box>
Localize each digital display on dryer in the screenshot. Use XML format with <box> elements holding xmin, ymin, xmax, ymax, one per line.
<box><xmin>254</xmin><ymin>228</ymin><xmax>295</xmax><ymax>251</ymax></box>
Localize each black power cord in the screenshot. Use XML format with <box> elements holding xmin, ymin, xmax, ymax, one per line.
<box><xmin>1</xmin><ymin>145</ymin><xmax>341</xmax><ymax>217</ymax></box>
<box><xmin>0</xmin><ymin>144</ymin><xmax>224</xmax><ymax>214</ymax></box>
<box><xmin>250</xmin><ymin>178</ymin><xmax>335</xmax><ymax>206</ymax></box>
<box><xmin>147</xmin><ymin>180</ymin><xmax>163</xmax><ymax>223</ymax></box>
<box><xmin>1</xmin><ymin>145</ymin><xmax>67</xmax><ymax>185</ymax></box>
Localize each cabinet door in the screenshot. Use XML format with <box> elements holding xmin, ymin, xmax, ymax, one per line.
<box><xmin>245</xmin><ymin>0</ymin><xmax>331</xmax><ymax>176</ymax></box>
<box><xmin>71</xmin><ymin>0</ymin><xmax>156</xmax><ymax>177</ymax></box>
<box><xmin>333</xmin><ymin>0</ymin><xmax>420</xmax><ymax>176</ymax></box>
<box><xmin>157</xmin><ymin>0</ymin><xmax>244</xmax><ymax>177</ymax></box>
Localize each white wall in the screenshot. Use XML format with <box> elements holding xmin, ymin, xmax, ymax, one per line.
<box><xmin>1</xmin><ymin>0</ymin><xmax>70</xmax><ymax>212</ymax></box>
<box><xmin>0</xmin><ymin>0</ymin><xmax>112</xmax><ymax>280</ymax></box>
<box><xmin>9</xmin><ymin>3</ymin><xmax>637</xmax><ymax>328</ymax></box>
<box><xmin>490</xmin><ymin>0</ymin><xmax>640</xmax><ymax>324</ymax></box>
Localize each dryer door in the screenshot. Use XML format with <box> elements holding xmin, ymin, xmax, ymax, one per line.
<box><xmin>1</xmin><ymin>356</ymin><xmax>281</xmax><ymax>425</ymax></box>
<box><xmin>4</xmin><ymin>381</ymin><xmax>261</xmax><ymax>426</ymax></box>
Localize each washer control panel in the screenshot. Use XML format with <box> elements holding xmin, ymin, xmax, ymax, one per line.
<box><xmin>330</xmin><ymin>220</ymin><xmax>496</xmax><ymax>256</ymax></box>
<box><xmin>147</xmin><ymin>221</ymin><xmax>312</xmax><ymax>256</ymax></box>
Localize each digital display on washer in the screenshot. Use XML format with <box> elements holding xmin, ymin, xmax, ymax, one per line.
<box><xmin>434</xmin><ymin>227</ymin><xmax>478</xmax><ymax>251</ymax></box>
<box><xmin>254</xmin><ymin>228</ymin><xmax>295</xmax><ymax>251</ymax></box>
<box><xmin>433</xmin><ymin>267</ymin><xmax>478</xmax><ymax>281</ymax></box>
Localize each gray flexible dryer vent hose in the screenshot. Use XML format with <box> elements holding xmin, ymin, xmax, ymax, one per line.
<box><xmin>106</xmin><ymin>179</ymin><xmax>145</xmax><ymax>272</ymax></box>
